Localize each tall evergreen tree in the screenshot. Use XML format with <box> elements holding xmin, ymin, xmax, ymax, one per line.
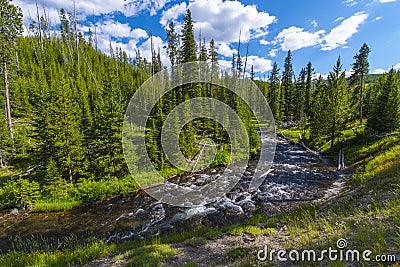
<box><xmin>305</xmin><ymin>61</ymin><xmax>314</xmax><ymax>117</ymax></box>
<box><xmin>350</xmin><ymin>43</ymin><xmax>370</xmax><ymax>123</ymax></box>
<box><xmin>294</xmin><ymin>68</ymin><xmax>306</xmax><ymax>123</ymax></box>
<box><xmin>165</xmin><ymin>21</ymin><xmax>180</xmax><ymax>67</ymax></box>
<box><xmin>181</xmin><ymin>9</ymin><xmax>197</xmax><ymax>64</ymax></box>
<box><xmin>0</xmin><ymin>0</ymin><xmax>23</xmax><ymax>141</ymax></box>
<box><xmin>326</xmin><ymin>57</ymin><xmax>351</xmax><ymax>148</ymax></box>
<box><xmin>282</xmin><ymin>50</ymin><xmax>294</xmax><ymax>121</ymax></box>
<box><xmin>268</xmin><ymin>62</ymin><xmax>282</xmax><ymax>124</ymax></box>
<box><xmin>368</xmin><ymin>69</ymin><xmax>400</xmax><ymax>133</ymax></box>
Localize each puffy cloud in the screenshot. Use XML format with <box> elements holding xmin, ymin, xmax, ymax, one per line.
<box><xmin>246</xmin><ymin>56</ymin><xmax>273</xmax><ymax>73</ymax></box>
<box><xmin>321</xmin><ymin>12</ymin><xmax>368</xmax><ymax>51</ymax></box>
<box><xmin>371</xmin><ymin>68</ymin><xmax>386</xmax><ymax>74</ymax></box>
<box><xmin>137</xmin><ymin>36</ymin><xmax>169</xmax><ymax>65</ymax></box>
<box><xmin>217</xmin><ymin>43</ymin><xmax>237</xmax><ymax>57</ymax></box>
<box><xmin>160</xmin><ymin>2</ymin><xmax>187</xmax><ymax>27</ymax></box>
<box><xmin>186</xmin><ymin>0</ymin><xmax>276</xmax><ymax>43</ymax></box>
<box><xmin>94</xmin><ymin>20</ymin><xmax>148</xmax><ymax>40</ymax></box>
<box><xmin>268</xmin><ymin>49</ymin><xmax>278</xmax><ymax>58</ymax></box>
<box><xmin>15</xmin><ymin>0</ymin><xmax>171</xmax><ymax>19</ymax></box>
<box><xmin>371</xmin><ymin>63</ymin><xmax>400</xmax><ymax>74</ymax></box>
<box><xmin>218</xmin><ymin>56</ymin><xmax>272</xmax><ymax>74</ymax></box>
<box><xmin>274</xmin><ymin>26</ymin><xmax>325</xmax><ymax>51</ymax></box>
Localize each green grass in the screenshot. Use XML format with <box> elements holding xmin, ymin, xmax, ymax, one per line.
<box><xmin>229</xmin><ymin>225</ymin><xmax>278</xmax><ymax>237</ymax></box>
<box><xmin>225</xmin><ymin>247</ymin><xmax>252</xmax><ymax>260</ymax></box>
<box><xmin>122</xmin><ymin>244</ymin><xmax>179</xmax><ymax>267</ymax></box>
<box><xmin>185</xmin><ymin>237</ymin><xmax>207</xmax><ymax>247</ymax></box>
<box><xmin>33</xmin><ymin>199</ymin><xmax>82</xmax><ymax>212</ymax></box>
<box><xmin>0</xmin><ymin>241</ymin><xmax>116</xmax><ymax>267</ymax></box>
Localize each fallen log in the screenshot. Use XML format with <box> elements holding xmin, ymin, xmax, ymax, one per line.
<box><xmin>277</xmin><ymin>132</ymin><xmax>322</xmax><ymax>158</ymax></box>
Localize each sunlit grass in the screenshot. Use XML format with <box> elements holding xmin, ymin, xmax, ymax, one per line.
<box><xmin>33</xmin><ymin>200</ymin><xmax>82</xmax><ymax>212</ymax></box>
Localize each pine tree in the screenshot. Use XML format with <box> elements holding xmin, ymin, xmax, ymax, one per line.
<box><xmin>305</xmin><ymin>61</ymin><xmax>314</xmax><ymax>117</ymax></box>
<box><xmin>268</xmin><ymin>62</ymin><xmax>282</xmax><ymax>124</ymax></box>
<box><xmin>0</xmin><ymin>111</ymin><xmax>11</xmax><ymax>168</ymax></box>
<box><xmin>326</xmin><ymin>57</ymin><xmax>350</xmax><ymax>148</ymax></box>
<box><xmin>0</xmin><ymin>0</ymin><xmax>23</xmax><ymax>141</ymax></box>
<box><xmin>350</xmin><ymin>43</ymin><xmax>370</xmax><ymax>123</ymax></box>
<box><xmin>310</xmin><ymin>76</ymin><xmax>329</xmax><ymax>140</ymax></box>
<box><xmin>282</xmin><ymin>50</ymin><xmax>294</xmax><ymax>121</ymax></box>
<box><xmin>368</xmin><ymin>69</ymin><xmax>400</xmax><ymax>133</ymax></box>
<box><xmin>181</xmin><ymin>9</ymin><xmax>197</xmax><ymax>64</ymax></box>
<box><xmin>165</xmin><ymin>21</ymin><xmax>180</xmax><ymax>67</ymax></box>
<box><xmin>294</xmin><ymin>68</ymin><xmax>306</xmax><ymax>123</ymax></box>
<box><xmin>49</xmin><ymin>74</ymin><xmax>85</xmax><ymax>182</ymax></box>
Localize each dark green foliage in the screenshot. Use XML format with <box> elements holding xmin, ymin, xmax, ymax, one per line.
<box><xmin>0</xmin><ymin>178</ymin><xmax>40</xmax><ymax>209</ymax></box>
<box><xmin>368</xmin><ymin>69</ymin><xmax>400</xmax><ymax>133</ymax></box>
<box><xmin>181</xmin><ymin>9</ymin><xmax>197</xmax><ymax>64</ymax></box>
<box><xmin>0</xmin><ymin>0</ymin><xmax>23</xmax><ymax>61</ymax></box>
<box><xmin>310</xmin><ymin>58</ymin><xmax>351</xmax><ymax>147</ymax></box>
<box><xmin>350</xmin><ymin>43</ymin><xmax>370</xmax><ymax>122</ymax></box>
<box><xmin>282</xmin><ymin>50</ymin><xmax>294</xmax><ymax>120</ymax></box>
<box><xmin>267</xmin><ymin>62</ymin><xmax>283</xmax><ymax>124</ymax></box>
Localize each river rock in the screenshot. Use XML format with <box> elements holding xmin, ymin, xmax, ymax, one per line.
<box><xmin>237</xmin><ymin>199</ymin><xmax>256</xmax><ymax>213</ymax></box>
<box><xmin>10</xmin><ymin>208</ymin><xmax>18</xmax><ymax>215</ymax></box>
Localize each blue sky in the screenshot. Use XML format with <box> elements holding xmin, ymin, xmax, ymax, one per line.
<box><xmin>17</xmin><ymin>0</ymin><xmax>400</xmax><ymax>77</ymax></box>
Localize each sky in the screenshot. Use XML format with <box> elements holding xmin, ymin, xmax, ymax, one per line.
<box><xmin>15</xmin><ymin>0</ymin><xmax>400</xmax><ymax>78</ymax></box>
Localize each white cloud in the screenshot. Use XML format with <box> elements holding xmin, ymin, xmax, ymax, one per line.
<box><xmin>343</xmin><ymin>0</ymin><xmax>358</xmax><ymax>6</ymax></box>
<box><xmin>268</xmin><ymin>49</ymin><xmax>278</xmax><ymax>58</ymax></box>
<box><xmin>372</xmin><ymin>63</ymin><xmax>400</xmax><ymax>73</ymax></box>
<box><xmin>137</xmin><ymin>36</ymin><xmax>169</xmax><ymax>65</ymax></box>
<box><xmin>217</xmin><ymin>56</ymin><xmax>272</xmax><ymax>74</ymax></box>
<box><xmin>371</xmin><ymin>68</ymin><xmax>386</xmax><ymax>74</ymax></box>
<box><xmin>217</xmin><ymin>43</ymin><xmax>237</xmax><ymax>57</ymax></box>
<box><xmin>274</xmin><ymin>26</ymin><xmax>325</xmax><ymax>51</ymax></box>
<box><xmin>218</xmin><ymin>59</ymin><xmax>232</xmax><ymax>72</ymax></box>
<box><xmin>187</xmin><ymin>0</ymin><xmax>276</xmax><ymax>43</ymax></box>
<box><xmin>160</xmin><ymin>2</ymin><xmax>187</xmax><ymax>27</ymax></box>
<box><xmin>246</xmin><ymin>56</ymin><xmax>273</xmax><ymax>73</ymax></box>
<box><xmin>392</xmin><ymin>63</ymin><xmax>400</xmax><ymax>70</ymax></box>
<box><xmin>94</xmin><ymin>20</ymin><xmax>148</xmax><ymax>40</ymax></box>
<box><xmin>313</xmin><ymin>73</ymin><xmax>329</xmax><ymax>80</ymax></box>
<box><xmin>310</xmin><ymin>20</ymin><xmax>318</xmax><ymax>28</ymax></box>
<box><xmin>379</xmin><ymin>0</ymin><xmax>396</xmax><ymax>3</ymax></box>
<box><xmin>373</xmin><ymin>16</ymin><xmax>383</xmax><ymax>21</ymax></box>
<box><xmin>334</xmin><ymin>16</ymin><xmax>345</xmax><ymax>22</ymax></box>
<box><xmin>15</xmin><ymin>0</ymin><xmax>171</xmax><ymax>20</ymax></box>
<box><xmin>321</xmin><ymin>12</ymin><xmax>368</xmax><ymax>51</ymax></box>
<box><xmin>259</xmin><ymin>40</ymin><xmax>270</xmax><ymax>45</ymax></box>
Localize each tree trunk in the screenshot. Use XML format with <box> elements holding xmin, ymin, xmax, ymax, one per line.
<box><xmin>3</xmin><ymin>60</ymin><xmax>14</xmax><ymax>140</ymax></box>
<box><xmin>359</xmin><ymin>74</ymin><xmax>364</xmax><ymax>123</ymax></box>
<box><xmin>68</xmin><ymin>165</ymin><xmax>73</xmax><ymax>183</ymax></box>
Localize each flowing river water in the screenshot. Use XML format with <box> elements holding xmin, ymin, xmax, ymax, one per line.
<box><xmin>0</xmin><ymin>138</ymin><xmax>343</xmax><ymax>253</ymax></box>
